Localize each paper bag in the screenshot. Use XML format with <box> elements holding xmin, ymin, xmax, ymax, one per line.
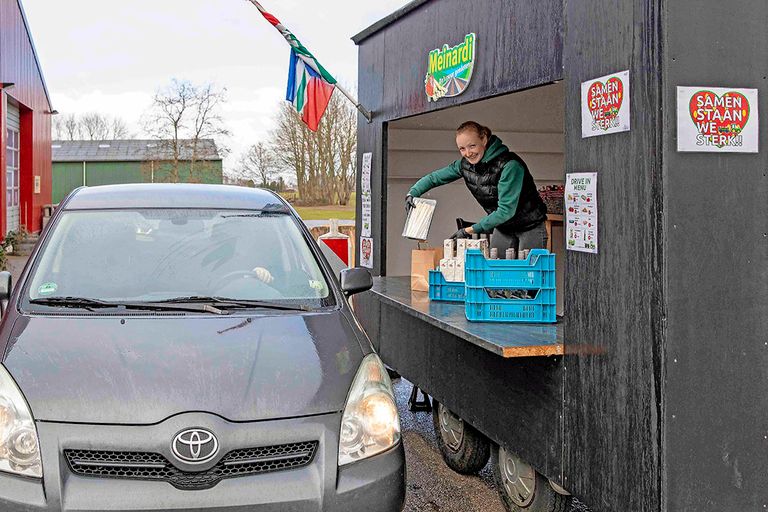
<box><xmin>411</xmin><ymin>247</ymin><xmax>441</xmax><ymax>291</ymax></box>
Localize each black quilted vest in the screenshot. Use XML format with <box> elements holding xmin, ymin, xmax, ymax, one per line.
<box><xmin>459</xmin><ymin>151</ymin><xmax>547</xmax><ymax>234</ymax></box>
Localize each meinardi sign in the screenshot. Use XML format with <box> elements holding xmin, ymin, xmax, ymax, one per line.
<box><xmin>677</xmin><ymin>86</ymin><xmax>759</xmax><ymax>153</ymax></box>
<box><xmin>424</xmin><ymin>33</ymin><xmax>476</xmax><ymax>102</ymax></box>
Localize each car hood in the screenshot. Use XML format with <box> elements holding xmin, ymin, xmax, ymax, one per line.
<box><xmin>2</xmin><ymin>311</ymin><xmax>364</xmax><ymax>424</ymax></box>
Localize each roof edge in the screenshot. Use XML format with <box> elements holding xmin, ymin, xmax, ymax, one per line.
<box><xmin>352</xmin><ymin>0</ymin><xmax>431</xmax><ymax>45</ymax></box>
<box><xmin>16</xmin><ymin>0</ymin><xmax>53</xmax><ymax>111</ymax></box>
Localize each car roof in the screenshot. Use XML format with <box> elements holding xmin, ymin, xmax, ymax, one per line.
<box><xmin>63</xmin><ymin>184</ymin><xmax>290</xmax><ymax>211</ymax></box>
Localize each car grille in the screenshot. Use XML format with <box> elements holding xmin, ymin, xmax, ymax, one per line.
<box><xmin>64</xmin><ymin>441</ymin><xmax>318</xmax><ymax>490</ymax></box>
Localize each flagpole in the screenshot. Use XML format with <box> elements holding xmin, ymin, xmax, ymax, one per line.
<box><xmin>245</xmin><ymin>0</ymin><xmax>373</xmax><ymax>123</ymax></box>
<box><xmin>334</xmin><ymin>83</ymin><xmax>373</xmax><ymax>123</ymax></box>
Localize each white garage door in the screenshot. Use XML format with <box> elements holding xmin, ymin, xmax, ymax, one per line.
<box><xmin>6</xmin><ymin>102</ymin><xmax>20</xmax><ymax>234</ymax></box>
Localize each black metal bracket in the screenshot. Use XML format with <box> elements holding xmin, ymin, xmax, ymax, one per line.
<box><xmin>408</xmin><ymin>385</ymin><xmax>432</xmax><ymax>412</ymax></box>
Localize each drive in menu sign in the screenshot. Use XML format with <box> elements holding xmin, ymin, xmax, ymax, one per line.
<box><xmin>566</xmin><ymin>173</ymin><xmax>598</xmax><ymax>254</ymax></box>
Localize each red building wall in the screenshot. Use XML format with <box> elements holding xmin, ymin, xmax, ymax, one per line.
<box><xmin>0</xmin><ymin>0</ymin><xmax>52</xmax><ymax>234</ymax></box>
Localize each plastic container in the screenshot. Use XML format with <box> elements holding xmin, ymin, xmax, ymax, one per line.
<box><xmin>428</xmin><ymin>270</ymin><xmax>466</xmax><ymax>302</ymax></box>
<box><xmin>464</xmin><ymin>249</ymin><xmax>556</xmax><ymax>323</ymax></box>
<box><xmin>402</xmin><ymin>197</ymin><xmax>437</xmax><ymax>240</ymax></box>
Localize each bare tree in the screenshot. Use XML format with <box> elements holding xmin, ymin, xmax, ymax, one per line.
<box><xmin>80</xmin><ymin>112</ymin><xmax>110</xmax><ymax>140</ymax></box>
<box><xmin>53</xmin><ymin>112</ymin><xmax>132</xmax><ymax>141</ymax></box>
<box><xmin>110</xmin><ymin>117</ymin><xmax>130</xmax><ymax>139</ymax></box>
<box><xmin>270</xmin><ymin>88</ymin><xmax>356</xmax><ymax>205</ymax></box>
<box><xmin>237</xmin><ymin>142</ymin><xmax>276</xmax><ymax>187</ymax></box>
<box><xmin>142</xmin><ymin>79</ymin><xmax>228</xmax><ymax>182</ymax></box>
<box><xmin>53</xmin><ymin>114</ymin><xmax>80</xmax><ymax>140</ymax></box>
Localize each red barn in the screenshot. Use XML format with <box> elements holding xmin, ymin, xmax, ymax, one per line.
<box><xmin>0</xmin><ymin>0</ymin><xmax>52</xmax><ymax>236</ymax></box>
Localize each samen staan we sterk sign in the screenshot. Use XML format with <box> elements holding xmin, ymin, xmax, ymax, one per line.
<box><xmin>677</xmin><ymin>86</ymin><xmax>759</xmax><ymax>153</ymax></box>
<box><xmin>581</xmin><ymin>70</ymin><xmax>631</xmax><ymax>137</ymax></box>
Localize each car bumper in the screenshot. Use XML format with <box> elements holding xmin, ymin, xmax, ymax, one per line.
<box><xmin>0</xmin><ymin>412</ymin><xmax>405</xmax><ymax>511</ymax></box>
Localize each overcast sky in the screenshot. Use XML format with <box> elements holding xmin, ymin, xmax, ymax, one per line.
<box><xmin>23</xmin><ymin>0</ymin><xmax>409</xmax><ymax>173</ymax></box>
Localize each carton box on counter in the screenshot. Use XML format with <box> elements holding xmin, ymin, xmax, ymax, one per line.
<box><xmin>456</xmin><ymin>239</ymin><xmax>467</xmax><ymax>261</ymax></box>
<box><xmin>455</xmin><ymin>258</ymin><xmax>465</xmax><ymax>282</ymax></box>
<box><xmin>443</xmin><ymin>239</ymin><xmax>454</xmax><ymax>260</ymax></box>
<box><xmin>445</xmin><ymin>258</ymin><xmax>457</xmax><ymax>282</ymax></box>
<box><xmin>439</xmin><ymin>258</ymin><xmax>452</xmax><ymax>282</ymax></box>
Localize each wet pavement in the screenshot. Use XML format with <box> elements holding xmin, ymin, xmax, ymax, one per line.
<box><xmin>393</xmin><ymin>377</ymin><xmax>591</xmax><ymax>512</ymax></box>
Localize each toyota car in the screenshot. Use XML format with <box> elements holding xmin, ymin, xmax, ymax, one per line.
<box><xmin>0</xmin><ymin>184</ymin><xmax>404</xmax><ymax>511</ymax></box>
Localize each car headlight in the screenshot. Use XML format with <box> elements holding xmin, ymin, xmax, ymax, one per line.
<box><xmin>338</xmin><ymin>354</ymin><xmax>400</xmax><ymax>466</ymax></box>
<box><xmin>0</xmin><ymin>365</ymin><xmax>41</xmax><ymax>478</ymax></box>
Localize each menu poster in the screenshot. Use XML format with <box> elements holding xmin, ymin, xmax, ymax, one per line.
<box><xmin>677</xmin><ymin>86</ymin><xmax>759</xmax><ymax>153</ymax></box>
<box><xmin>361</xmin><ymin>192</ymin><xmax>372</xmax><ymax>237</ymax></box>
<box><xmin>360</xmin><ymin>237</ymin><xmax>374</xmax><ymax>268</ymax></box>
<box><xmin>581</xmin><ymin>70</ymin><xmax>630</xmax><ymax>138</ymax></box>
<box><xmin>565</xmin><ymin>172</ymin><xmax>598</xmax><ymax>254</ymax></box>
<box><xmin>361</xmin><ymin>152</ymin><xmax>372</xmax><ymax>193</ymax></box>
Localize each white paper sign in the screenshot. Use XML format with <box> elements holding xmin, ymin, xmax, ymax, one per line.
<box><xmin>677</xmin><ymin>86</ymin><xmax>758</xmax><ymax>153</ymax></box>
<box><xmin>361</xmin><ymin>192</ymin><xmax>372</xmax><ymax>237</ymax></box>
<box><xmin>581</xmin><ymin>70</ymin><xmax>630</xmax><ymax>138</ymax></box>
<box><xmin>361</xmin><ymin>152</ymin><xmax>372</xmax><ymax>193</ymax></box>
<box><xmin>360</xmin><ymin>237</ymin><xmax>373</xmax><ymax>268</ymax></box>
<box><xmin>566</xmin><ymin>172</ymin><xmax>598</xmax><ymax>254</ymax></box>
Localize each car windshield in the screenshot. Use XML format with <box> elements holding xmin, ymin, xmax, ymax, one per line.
<box><xmin>24</xmin><ymin>208</ymin><xmax>334</xmax><ymax>309</ymax></box>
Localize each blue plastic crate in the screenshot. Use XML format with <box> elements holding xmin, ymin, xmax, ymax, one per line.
<box><xmin>464</xmin><ymin>249</ymin><xmax>556</xmax><ymax>323</ymax></box>
<box><xmin>428</xmin><ymin>270</ymin><xmax>465</xmax><ymax>302</ymax></box>
<box><xmin>465</xmin><ymin>249</ymin><xmax>555</xmax><ymax>289</ymax></box>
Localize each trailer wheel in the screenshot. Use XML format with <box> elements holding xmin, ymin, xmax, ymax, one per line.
<box><xmin>432</xmin><ymin>400</ymin><xmax>490</xmax><ymax>474</ymax></box>
<box><xmin>493</xmin><ymin>445</ymin><xmax>571</xmax><ymax>512</ymax></box>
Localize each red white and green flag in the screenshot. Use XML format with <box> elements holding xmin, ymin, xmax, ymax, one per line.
<box><xmin>248</xmin><ymin>0</ymin><xmax>337</xmax><ymax>131</ymax></box>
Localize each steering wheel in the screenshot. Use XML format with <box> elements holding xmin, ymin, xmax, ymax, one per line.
<box><xmin>214</xmin><ymin>270</ymin><xmax>279</xmax><ymax>294</ymax></box>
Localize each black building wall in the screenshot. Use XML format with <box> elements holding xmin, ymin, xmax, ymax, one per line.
<box><xmin>356</xmin><ymin>0</ymin><xmax>768</xmax><ymax>510</ymax></box>
<box><xmin>663</xmin><ymin>1</ymin><xmax>768</xmax><ymax>510</ymax></box>
<box><xmin>354</xmin><ymin>0</ymin><xmax>564</xmax><ymax>275</ymax></box>
<box><xmin>562</xmin><ymin>1</ymin><xmax>664</xmax><ymax>510</ymax></box>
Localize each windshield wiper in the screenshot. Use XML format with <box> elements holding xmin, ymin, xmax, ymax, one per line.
<box><xmin>157</xmin><ymin>296</ymin><xmax>312</xmax><ymax>312</ymax></box>
<box><xmin>29</xmin><ymin>296</ymin><xmax>228</xmax><ymax>315</ymax></box>
<box><xmin>30</xmin><ymin>296</ymin><xmax>112</xmax><ymax>309</ymax></box>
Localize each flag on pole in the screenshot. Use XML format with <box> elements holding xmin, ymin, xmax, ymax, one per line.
<box><xmin>249</xmin><ymin>1</ymin><xmax>336</xmax><ymax>131</ymax></box>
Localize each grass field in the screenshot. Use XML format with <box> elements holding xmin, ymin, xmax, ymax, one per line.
<box><xmin>285</xmin><ymin>192</ymin><xmax>356</xmax><ymax>221</ymax></box>
<box><xmin>293</xmin><ymin>205</ymin><xmax>355</xmax><ymax>220</ymax></box>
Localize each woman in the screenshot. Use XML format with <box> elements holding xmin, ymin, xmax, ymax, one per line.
<box><xmin>405</xmin><ymin>121</ymin><xmax>548</xmax><ymax>253</ymax></box>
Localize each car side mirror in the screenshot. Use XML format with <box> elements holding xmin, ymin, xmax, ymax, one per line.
<box><xmin>0</xmin><ymin>271</ymin><xmax>12</xmax><ymax>317</ymax></box>
<box><xmin>0</xmin><ymin>271</ymin><xmax>12</xmax><ymax>301</ymax></box>
<box><xmin>340</xmin><ymin>267</ymin><xmax>373</xmax><ymax>297</ymax></box>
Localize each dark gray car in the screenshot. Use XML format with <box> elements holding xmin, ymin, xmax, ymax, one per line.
<box><xmin>0</xmin><ymin>184</ymin><xmax>405</xmax><ymax>511</ymax></box>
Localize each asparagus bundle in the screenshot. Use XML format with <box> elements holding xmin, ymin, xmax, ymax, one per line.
<box><xmin>402</xmin><ymin>198</ymin><xmax>437</xmax><ymax>240</ymax></box>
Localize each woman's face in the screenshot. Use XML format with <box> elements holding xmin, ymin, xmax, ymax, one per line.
<box><xmin>456</xmin><ymin>130</ymin><xmax>488</xmax><ymax>165</ymax></box>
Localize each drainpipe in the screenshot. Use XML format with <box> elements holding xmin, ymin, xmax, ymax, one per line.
<box><xmin>82</xmin><ymin>161</ymin><xmax>86</xmax><ymax>186</ymax></box>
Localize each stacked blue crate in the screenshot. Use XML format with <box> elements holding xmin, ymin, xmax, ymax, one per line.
<box><xmin>428</xmin><ymin>269</ymin><xmax>466</xmax><ymax>302</ymax></box>
<box><xmin>464</xmin><ymin>249</ymin><xmax>556</xmax><ymax>323</ymax></box>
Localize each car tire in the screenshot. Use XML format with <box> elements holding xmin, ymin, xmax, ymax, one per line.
<box><xmin>431</xmin><ymin>399</ymin><xmax>490</xmax><ymax>474</ymax></box>
<box><xmin>492</xmin><ymin>444</ymin><xmax>572</xmax><ymax>512</ymax></box>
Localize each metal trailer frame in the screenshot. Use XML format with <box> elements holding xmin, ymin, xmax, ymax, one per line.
<box><xmin>352</xmin><ymin>1</ymin><xmax>768</xmax><ymax>511</ymax></box>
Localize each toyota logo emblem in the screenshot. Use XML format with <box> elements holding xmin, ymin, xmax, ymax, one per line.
<box><xmin>171</xmin><ymin>428</ymin><xmax>219</xmax><ymax>464</ymax></box>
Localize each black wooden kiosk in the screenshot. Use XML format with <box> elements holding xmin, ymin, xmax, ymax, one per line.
<box><xmin>351</xmin><ymin>1</ymin><xmax>768</xmax><ymax>511</ymax></box>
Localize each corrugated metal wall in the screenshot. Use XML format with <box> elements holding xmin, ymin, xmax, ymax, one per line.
<box><xmin>0</xmin><ymin>0</ymin><xmax>53</xmax><ymax>234</ymax></box>
<box><xmin>52</xmin><ymin>160</ymin><xmax>224</xmax><ymax>202</ymax></box>
<box><xmin>51</xmin><ymin>162</ymin><xmax>82</xmax><ymax>203</ymax></box>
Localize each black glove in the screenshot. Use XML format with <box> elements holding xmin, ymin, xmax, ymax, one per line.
<box><xmin>405</xmin><ymin>194</ymin><xmax>416</xmax><ymax>213</ymax></box>
<box><xmin>450</xmin><ymin>228</ymin><xmax>472</xmax><ymax>239</ymax></box>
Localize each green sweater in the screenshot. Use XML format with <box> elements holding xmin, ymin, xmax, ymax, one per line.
<box><xmin>408</xmin><ymin>136</ymin><xmax>525</xmax><ymax>234</ymax></box>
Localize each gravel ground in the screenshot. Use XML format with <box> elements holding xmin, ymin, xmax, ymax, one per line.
<box><xmin>393</xmin><ymin>377</ymin><xmax>591</xmax><ymax>512</ymax></box>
